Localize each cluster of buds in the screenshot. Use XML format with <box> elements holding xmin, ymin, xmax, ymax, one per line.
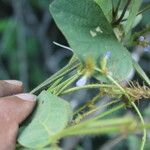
<box><xmin>138</xmin><ymin>36</ymin><xmax>150</xmax><ymax>52</ymax></box>
<box><xmin>76</xmin><ymin>56</ymin><xmax>95</xmax><ymax>87</ymax></box>
<box><xmin>76</xmin><ymin>51</ymin><xmax>111</xmax><ymax>87</ymax></box>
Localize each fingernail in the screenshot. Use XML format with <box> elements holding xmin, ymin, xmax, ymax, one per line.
<box><xmin>4</xmin><ymin>80</ymin><xmax>23</xmax><ymax>86</ymax></box>
<box><xmin>16</xmin><ymin>93</ymin><xmax>36</xmax><ymax>101</ymax></box>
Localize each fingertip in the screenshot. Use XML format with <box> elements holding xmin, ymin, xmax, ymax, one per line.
<box><xmin>0</xmin><ymin>93</ymin><xmax>36</xmax><ymax>126</ymax></box>
<box><xmin>14</xmin><ymin>93</ymin><xmax>36</xmax><ymax>124</ymax></box>
<box><xmin>15</xmin><ymin>93</ymin><xmax>37</xmax><ymax>102</ymax></box>
<box><xmin>4</xmin><ymin>80</ymin><xmax>23</xmax><ymax>86</ymax></box>
<box><xmin>0</xmin><ymin>80</ymin><xmax>23</xmax><ymax>97</ymax></box>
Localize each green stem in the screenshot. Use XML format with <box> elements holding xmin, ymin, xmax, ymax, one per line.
<box><xmin>73</xmin><ymin>103</ymin><xmax>125</xmax><ymax>131</ymax></box>
<box><xmin>83</xmin><ymin>100</ymin><xmax>120</xmax><ymax>118</ymax></box>
<box><xmin>62</xmin><ymin>84</ymin><xmax>114</xmax><ymax>95</ymax></box>
<box><xmin>87</xmin><ymin>117</ymin><xmax>133</xmax><ymax>128</ymax></box>
<box><xmin>30</xmin><ymin>57</ymin><xmax>79</xmax><ymax>94</ymax></box>
<box><xmin>113</xmin><ymin>0</ymin><xmax>131</xmax><ymax>25</ymax></box>
<box><xmin>94</xmin><ymin>103</ymin><xmax>125</xmax><ymax>120</ymax></box>
<box><xmin>107</xmin><ymin>75</ymin><xmax>125</xmax><ymax>93</ymax></box>
<box><xmin>106</xmin><ymin>74</ymin><xmax>146</xmax><ymax>150</ymax></box>
<box><xmin>132</xmin><ymin>59</ymin><xmax>150</xmax><ymax>86</ymax></box>
<box><xmin>54</xmin><ymin>73</ymin><xmax>81</xmax><ymax>95</ymax></box>
<box><xmin>129</xmin><ymin>25</ymin><xmax>150</xmax><ymax>47</ymax></box>
<box><xmin>47</xmin><ymin>77</ymin><xmax>63</xmax><ymax>92</ymax></box>
<box><xmin>74</xmin><ymin>100</ymin><xmax>121</xmax><ymax>123</ymax></box>
<box><xmin>62</xmin><ymin>110</ymin><xmax>130</xmax><ymax>137</ymax></box>
<box><xmin>73</xmin><ymin>94</ymin><xmax>101</xmax><ymax>116</ymax></box>
<box><xmin>131</xmin><ymin>102</ymin><xmax>147</xmax><ymax>150</ymax></box>
<box><xmin>112</xmin><ymin>0</ymin><xmax>121</xmax><ymax>24</ymax></box>
<box><xmin>137</xmin><ymin>4</ymin><xmax>150</xmax><ymax>16</ymax></box>
<box><xmin>62</xmin><ymin>125</ymin><xmax>122</xmax><ymax>136</ymax></box>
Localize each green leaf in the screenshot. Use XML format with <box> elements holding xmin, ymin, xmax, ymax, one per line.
<box><xmin>18</xmin><ymin>91</ymin><xmax>73</xmax><ymax>148</ymax></box>
<box><xmin>132</xmin><ymin>59</ymin><xmax>150</xmax><ymax>86</ymax></box>
<box><xmin>124</xmin><ymin>0</ymin><xmax>142</xmax><ymax>34</ymax></box>
<box><xmin>50</xmin><ymin>0</ymin><xmax>133</xmax><ymax>82</ymax></box>
<box><xmin>94</xmin><ymin>0</ymin><xmax>112</xmax><ymax>22</ymax></box>
<box><xmin>118</xmin><ymin>10</ymin><xmax>142</xmax><ymax>29</ymax></box>
<box><xmin>19</xmin><ymin>147</ymin><xmax>62</xmax><ymax>150</ymax></box>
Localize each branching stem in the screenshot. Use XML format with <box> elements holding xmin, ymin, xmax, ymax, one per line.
<box><xmin>106</xmin><ymin>74</ymin><xmax>146</xmax><ymax>150</ymax></box>
<box><xmin>113</xmin><ymin>0</ymin><xmax>131</xmax><ymax>25</ymax></box>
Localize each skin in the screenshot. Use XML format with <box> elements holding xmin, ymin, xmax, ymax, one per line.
<box><xmin>0</xmin><ymin>80</ymin><xmax>36</xmax><ymax>150</ymax></box>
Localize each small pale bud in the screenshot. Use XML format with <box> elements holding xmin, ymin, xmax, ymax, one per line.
<box><xmin>104</xmin><ymin>51</ymin><xmax>111</xmax><ymax>60</ymax></box>
<box><xmin>100</xmin><ymin>51</ymin><xmax>111</xmax><ymax>72</ymax></box>
<box><xmin>138</xmin><ymin>36</ymin><xmax>145</xmax><ymax>42</ymax></box>
<box><xmin>76</xmin><ymin>76</ymin><xmax>87</xmax><ymax>87</ymax></box>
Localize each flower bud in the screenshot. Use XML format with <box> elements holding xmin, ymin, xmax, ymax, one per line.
<box><xmin>100</xmin><ymin>51</ymin><xmax>111</xmax><ymax>72</ymax></box>
<box><xmin>76</xmin><ymin>76</ymin><xmax>87</xmax><ymax>87</ymax></box>
<box><xmin>138</xmin><ymin>36</ymin><xmax>145</xmax><ymax>42</ymax></box>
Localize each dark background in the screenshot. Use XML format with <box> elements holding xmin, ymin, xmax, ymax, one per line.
<box><xmin>0</xmin><ymin>0</ymin><xmax>72</xmax><ymax>92</ymax></box>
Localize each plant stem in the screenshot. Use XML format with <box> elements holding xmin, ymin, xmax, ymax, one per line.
<box><xmin>132</xmin><ymin>59</ymin><xmax>150</xmax><ymax>86</ymax></box>
<box><xmin>47</xmin><ymin>77</ymin><xmax>64</xmax><ymax>92</ymax></box>
<box><xmin>128</xmin><ymin>25</ymin><xmax>150</xmax><ymax>47</ymax></box>
<box><xmin>112</xmin><ymin>0</ymin><xmax>121</xmax><ymax>23</ymax></box>
<box><xmin>106</xmin><ymin>74</ymin><xmax>146</xmax><ymax>150</ymax></box>
<box><xmin>113</xmin><ymin>0</ymin><xmax>131</xmax><ymax>25</ymax></box>
<box><xmin>30</xmin><ymin>56</ymin><xmax>79</xmax><ymax>94</ymax></box>
<box><xmin>107</xmin><ymin>75</ymin><xmax>125</xmax><ymax>93</ymax></box>
<box><xmin>73</xmin><ymin>103</ymin><xmax>125</xmax><ymax>130</ymax></box>
<box><xmin>137</xmin><ymin>4</ymin><xmax>150</xmax><ymax>16</ymax></box>
<box><xmin>61</xmin><ymin>112</ymin><xmax>133</xmax><ymax>137</ymax></box>
<box><xmin>83</xmin><ymin>100</ymin><xmax>120</xmax><ymax>118</ymax></box>
<box><xmin>62</xmin><ymin>124</ymin><xmax>125</xmax><ymax>136</ymax></box>
<box><xmin>131</xmin><ymin>102</ymin><xmax>147</xmax><ymax>150</ymax></box>
<box><xmin>62</xmin><ymin>84</ymin><xmax>114</xmax><ymax>95</ymax></box>
<box><xmin>54</xmin><ymin>73</ymin><xmax>81</xmax><ymax>95</ymax></box>
<box><xmin>94</xmin><ymin>103</ymin><xmax>125</xmax><ymax>120</ymax></box>
<box><xmin>73</xmin><ymin>94</ymin><xmax>101</xmax><ymax>116</ymax></box>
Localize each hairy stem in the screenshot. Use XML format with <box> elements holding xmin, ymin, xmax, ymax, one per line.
<box><xmin>62</xmin><ymin>84</ymin><xmax>114</xmax><ymax>95</ymax></box>
<box><xmin>30</xmin><ymin>56</ymin><xmax>79</xmax><ymax>94</ymax></box>
<box><xmin>106</xmin><ymin>74</ymin><xmax>146</xmax><ymax>150</ymax></box>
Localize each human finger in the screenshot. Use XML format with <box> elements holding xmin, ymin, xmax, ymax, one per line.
<box><xmin>0</xmin><ymin>93</ymin><xmax>36</xmax><ymax>124</ymax></box>
<box><xmin>0</xmin><ymin>93</ymin><xmax>36</xmax><ymax>150</ymax></box>
<box><xmin>0</xmin><ymin>80</ymin><xmax>23</xmax><ymax>97</ymax></box>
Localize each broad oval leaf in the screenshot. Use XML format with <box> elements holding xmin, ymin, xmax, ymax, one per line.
<box><xmin>50</xmin><ymin>0</ymin><xmax>133</xmax><ymax>82</ymax></box>
<box><xmin>18</xmin><ymin>91</ymin><xmax>73</xmax><ymax>148</ymax></box>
